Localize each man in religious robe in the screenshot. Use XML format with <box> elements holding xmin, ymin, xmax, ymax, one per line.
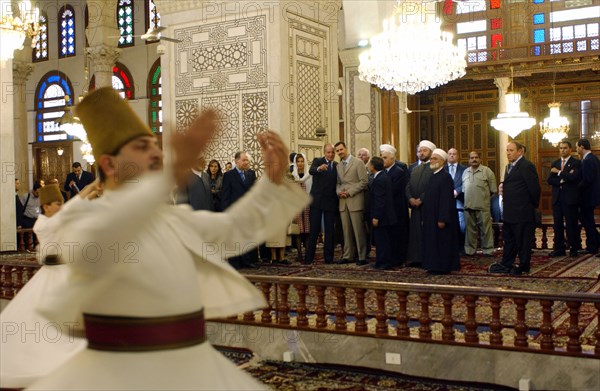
<box><xmin>405</xmin><ymin>140</ymin><xmax>436</xmax><ymax>266</ymax></box>
<box><xmin>421</xmin><ymin>149</ymin><xmax>460</xmax><ymax>274</ymax></box>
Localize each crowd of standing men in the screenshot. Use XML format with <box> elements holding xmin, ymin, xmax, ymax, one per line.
<box><xmin>299</xmin><ymin>137</ymin><xmax>600</xmax><ymax>276</ymax></box>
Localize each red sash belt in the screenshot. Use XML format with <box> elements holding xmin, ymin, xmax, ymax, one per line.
<box><xmin>84</xmin><ymin>309</ymin><xmax>206</xmax><ymax>352</ymax></box>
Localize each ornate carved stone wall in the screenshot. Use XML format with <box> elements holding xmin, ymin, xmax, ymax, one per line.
<box><xmin>172</xmin><ymin>15</ymin><xmax>268</xmax><ymax>173</ymax></box>
<box><xmin>288</xmin><ymin>13</ymin><xmax>332</xmax><ymax>161</ymax></box>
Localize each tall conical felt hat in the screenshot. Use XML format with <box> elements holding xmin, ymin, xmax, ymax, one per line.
<box><xmin>76</xmin><ymin>87</ymin><xmax>154</xmax><ymax>162</ymax></box>
<box><xmin>39</xmin><ymin>184</ymin><xmax>63</xmax><ymax>205</ymax></box>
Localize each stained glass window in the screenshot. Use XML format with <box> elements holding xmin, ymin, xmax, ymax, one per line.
<box><xmin>35</xmin><ymin>72</ymin><xmax>74</xmax><ymax>142</ymax></box>
<box><xmin>112</xmin><ymin>63</ymin><xmax>135</xmax><ymax>99</ymax></box>
<box><xmin>533</xmin><ymin>13</ymin><xmax>545</xmax><ymax>25</ymax></box>
<box><xmin>491</xmin><ymin>18</ymin><xmax>502</xmax><ymax>30</ymax></box>
<box><xmin>148</xmin><ymin>59</ymin><xmax>162</xmax><ymax>133</ymax></box>
<box><xmin>147</xmin><ymin>0</ymin><xmax>160</xmax><ymax>32</ymax></box>
<box><xmin>33</xmin><ymin>14</ymin><xmax>48</xmax><ymax>62</ymax></box>
<box><xmin>118</xmin><ymin>0</ymin><xmax>134</xmax><ymax>47</ymax></box>
<box><xmin>59</xmin><ymin>6</ymin><xmax>76</xmax><ymax>58</ymax></box>
<box><xmin>489</xmin><ymin>0</ymin><xmax>500</xmax><ymax>10</ymax></box>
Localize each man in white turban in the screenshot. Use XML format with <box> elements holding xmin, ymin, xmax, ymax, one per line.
<box><xmin>405</xmin><ymin>140</ymin><xmax>436</xmax><ymax>266</ymax></box>
<box><xmin>420</xmin><ymin>149</ymin><xmax>460</xmax><ymax>274</ymax></box>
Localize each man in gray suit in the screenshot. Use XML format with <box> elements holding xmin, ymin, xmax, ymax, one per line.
<box><xmin>334</xmin><ymin>141</ymin><xmax>369</xmax><ymax>265</ymax></box>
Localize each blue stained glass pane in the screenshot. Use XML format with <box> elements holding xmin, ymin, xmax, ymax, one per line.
<box><xmin>38</xmin><ymin>82</ymin><xmax>47</xmax><ymax>99</ymax></box>
<box><xmin>38</xmin><ymin>135</ymin><xmax>43</xmax><ymax>141</ymax></box>
<box><xmin>533</xmin><ymin>13</ymin><xmax>545</xmax><ymax>25</ymax></box>
<box><xmin>533</xmin><ymin>0</ymin><xmax>544</xmax><ymax>3</ymax></box>
<box><xmin>534</xmin><ymin>46</ymin><xmax>541</xmax><ymax>56</ymax></box>
<box><xmin>534</xmin><ymin>29</ymin><xmax>545</xmax><ymax>43</ymax></box>
<box><xmin>48</xmin><ymin>75</ymin><xmax>59</xmax><ymax>83</ymax></box>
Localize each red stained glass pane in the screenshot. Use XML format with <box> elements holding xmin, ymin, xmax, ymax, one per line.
<box><xmin>443</xmin><ymin>0</ymin><xmax>453</xmax><ymax>15</ymax></box>
<box><xmin>491</xmin><ymin>33</ymin><xmax>502</xmax><ymax>47</ymax></box>
<box><xmin>490</xmin><ymin>0</ymin><xmax>500</xmax><ymax>9</ymax></box>
<box><xmin>491</xmin><ymin>18</ymin><xmax>502</xmax><ymax>30</ymax></box>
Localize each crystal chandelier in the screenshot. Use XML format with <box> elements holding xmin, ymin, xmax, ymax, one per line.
<box><xmin>56</xmin><ymin>95</ymin><xmax>87</xmax><ymax>140</ymax></box>
<box><xmin>539</xmin><ymin>102</ymin><xmax>569</xmax><ymax>147</ymax></box>
<box><xmin>358</xmin><ymin>0</ymin><xmax>466</xmax><ymax>95</ymax></box>
<box><xmin>491</xmin><ymin>67</ymin><xmax>536</xmax><ymax>138</ymax></box>
<box><xmin>0</xmin><ymin>0</ymin><xmax>40</xmax><ymax>63</ymax></box>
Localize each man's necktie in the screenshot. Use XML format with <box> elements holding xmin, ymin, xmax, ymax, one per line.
<box><xmin>507</xmin><ymin>163</ymin><xmax>513</xmax><ymax>175</ymax></box>
<box><xmin>561</xmin><ymin>159</ymin><xmax>565</xmax><ymax>171</ymax></box>
<box><xmin>327</xmin><ymin>161</ymin><xmax>332</xmax><ymax>172</ymax></box>
<box><xmin>450</xmin><ymin>164</ymin><xmax>455</xmax><ymax>178</ymax></box>
<box><xmin>342</xmin><ymin>160</ymin><xmax>347</xmax><ymax>173</ymax></box>
<box><xmin>240</xmin><ymin>171</ymin><xmax>246</xmax><ymax>183</ymax></box>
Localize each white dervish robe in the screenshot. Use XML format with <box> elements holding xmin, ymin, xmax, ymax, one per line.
<box><xmin>26</xmin><ymin>173</ymin><xmax>309</xmax><ymax>390</ymax></box>
<box><xmin>1</xmin><ymin>207</ymin><xmax>87</xmax><ymax>388</ymax></box>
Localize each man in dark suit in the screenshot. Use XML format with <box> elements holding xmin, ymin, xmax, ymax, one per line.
<box><xmin>369</xmin><ymin>156</ymin><xmax>397</xmax><ymax>270</ymax></box>
<box><xmin>63</xmin><ymin>162</ymin><xmax>95</xmax><ymax>199</ymax></box>
<box><xmin>445</xmin><ymin>148</ymin><xmax>467</xmax><ymax>253</ymax></box>
<box><xmin>15</xmin><ymin>178</ymin><xmax>24</xmax><ymax>229</ymax></box>
<box><xmin>547</xmin><ymin>141</ymin><xmax>582</xmax><ymax>257</ymax></box>
<box><xmin>380</xmin><ymin>144</ymin><xmax>409</xmax><ymax>266</ymax></box>
<box><xmin>177</xmin><ymin>157</ymin><xmax>214</xmax><ymax>211</ymax></box>
<box><xmin>576</xmin><ymin>138</ymin><xmax>600</xmax><ymax>255</ymax></box>
<box><xmin>490</xmin><ymin>182</ymin><xmax>503</xmax><ymax>223</ymax></box>
<box><xmin>222</xmin><ymin>151</ymin><xmax>258</xmax><ymax>269</ymax></box>
<box><xmin>305</xmin><ymin>144</ymin><xmax>338</xmax><ymax>264</ymax></box>
<box><xmin>489</xmin><ymin>141</ymin><xmax>541</xmax><ymax>275</ymax></box>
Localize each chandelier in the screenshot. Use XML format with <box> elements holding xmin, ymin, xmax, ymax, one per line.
<box><xmin>56</xmin><ymin>95</ymin><xmax>86</xmax><ymax>139</ymax></box>
<box><xmin>491</xmin><ymin>67</ymin><xmax>536</xmax><ymax>138</ymax></box>
<box><xmin>538</xmin><ymin>0</ymin><xmax>569</xmax><ymax>147</ymax></box>
<box><xmin>358</xmin><ymin>0</ymin><xmax>466</xmax><ymax>95</ymax></box>
<box><xmin>539</xmin><ymin>102</ymin><xmax>569</xmax><ymax>147</ymax></box>
<box><xmin>0</xmin><ymin>0</ymin><xmax>40</xmax><ymax>63</ymax></box>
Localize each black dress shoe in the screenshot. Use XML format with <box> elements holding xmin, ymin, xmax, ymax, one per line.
<box><xmin>241</xmin><ymin>262</ymin><xmax>260</xmax><ymax>269</ymax></box>
<box><xmin>549</xmin><ymin>250</ymin><xmax>566</xmax><ymax>257</ymax></box>
<box><xmin>569</xmin><ymin>250</ymin><xmax>580</xmax><ymax>257</ymax></box>
<box><xmin>488</xmin><ymin>263</ymin><xmax>511</xmax><ymax>274</ymax></box>
<box><xmin>324</xmin><ymin>260</ymin><xmax>334</xmax><ymax>264</ymax></box>
<box><xmin>583</xmin><ymin>248</ymin><xmax>598</xmax><ymax>254</ymax></box>
<box><xmin>356</xmin><ymin>260</ymin><xmax>368</xmax><ymax>266</ymax></box>
<box><xmin>334</xmin><ymin>258</ymin><xmax>351</xmax><ymax>265</ymax></box>
<box><xmin>510</xmin><ymin>265</ymin><xmax>530</xmax><ymax>276</ymax></box>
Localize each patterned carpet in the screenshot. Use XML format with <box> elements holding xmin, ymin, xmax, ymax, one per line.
<box><xmin>215</xmin><ymin>347</ymin><xmax>516</xmax><ymax>391</ymax></box>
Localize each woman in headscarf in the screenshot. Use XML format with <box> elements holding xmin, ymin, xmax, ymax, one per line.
<box><xmin>206</xmin><ymin>159</ymin><xmax>224</xmax><ymax>211</ymax></box>
<box><xmin>291</xmin><ymin>153</ymin><xmax>313</xmax><ymax>262</ymax></box>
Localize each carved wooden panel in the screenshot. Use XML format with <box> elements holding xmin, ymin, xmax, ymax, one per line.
<box><xmin>440</xmin><ymin>105</ymin><xmax>498</xmax><ymax>176</ymax></box>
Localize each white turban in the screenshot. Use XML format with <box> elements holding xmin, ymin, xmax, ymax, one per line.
<box><xmin>418</xmin><ymin>140</ymin><xmax>436</xmax><ymax>151</ymax></box>
<box><xmin>432</xmin><ymin>148</ymin><xmax>448</xmax><ymax>161</ymax></box>
<box><xmin>379</xmin><ymin>144</ymin><xmax>396</xmax><ymax>155</ymax></box>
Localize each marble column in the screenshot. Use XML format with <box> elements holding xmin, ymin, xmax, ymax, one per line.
<box><xmin>86</xmin><ymin>0</ymin><xmax>120</xmax><ymax>89</ymax></box>
<box><xmin>396</xmin><ymin>91</ymin><xmax>409</xmax><ymax>164</ymax></box>
<box><xmin>12</xmin><ymin>61</ymin><xmax>33</xmax><ymax>190</ymax></box>
<box><xmin>0</xmin><ymin>58</ymin><xmax>17</xmax><ymax>250</ymax></box>
<box><xmin>339</xmin><ymin>48</ymin><xmax>379</xmax><ymax>157</ymax></box>
<box><xmin>494</xmin><ymin>77</ymin><xmax>510</xmax><ymax>180</ymax></box>
<box><xmin>87</xmin><ymin>45</ymin><xmax>120</xmax><ymax>89</ymax></box>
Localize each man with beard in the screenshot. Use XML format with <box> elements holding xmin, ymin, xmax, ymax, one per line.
<box><xmin>421</xmin><ymin>149</ymin><xmax>460</xmax><ymax>274</ymax></box>
<box><xmin>24</xmin><ymin>87</ymin><xmax>308</xmax><ymax>391</ymax></box>
<box><xmin>405</xmin><ymin>140</ymin><xmax>436</xmax><ymax>266</ymax></box>
<box><xmin>462</xmin><ymin>151</ymin><xmax>497</xmax><ymax>257</ymax></box>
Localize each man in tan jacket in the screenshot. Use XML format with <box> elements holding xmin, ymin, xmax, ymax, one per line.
<box><xmin>334</xmin><ymin>141</ymin><xmax>369</xmax><ymax>265</ymax></box>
